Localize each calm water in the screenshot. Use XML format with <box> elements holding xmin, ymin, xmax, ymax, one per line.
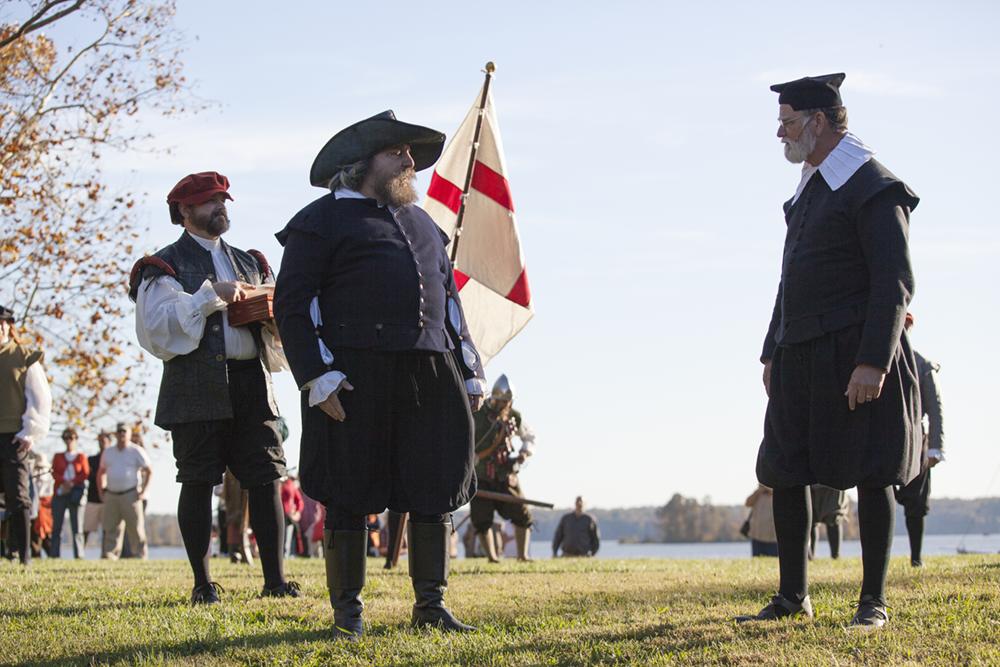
<box><xmin>556</xmin><ymin>533</ymin><xmax>1000</xmax><ymax>560</ymax></box>
<box><xmin>67</xmin><ymin>533</ymin><xmax>999</xmax><ymax>561</ymax></box>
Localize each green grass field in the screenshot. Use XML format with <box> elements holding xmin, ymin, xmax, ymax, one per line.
<box><xmin>1</xmin><ymin>554</ymin><xmax>998</xmax><ymax>665</ymax></box>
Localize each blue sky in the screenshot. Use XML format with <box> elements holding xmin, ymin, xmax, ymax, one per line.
<box><xmin>78</xmin><ymin>0</ymin><xmax>1000</xmax><ymax>513</ymax></box>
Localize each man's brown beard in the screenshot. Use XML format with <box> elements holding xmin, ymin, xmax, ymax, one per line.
<box><xmin>375</xmin><ymin>167</ymin><xmax>418</xmax><ymax>207</ymax></box>
<box><xmin>193</xmin><ymin>209</ymin><xmax>230</xmax><ymax>236</ymax></box>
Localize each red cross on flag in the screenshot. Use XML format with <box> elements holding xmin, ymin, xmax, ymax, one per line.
<box><xmin>424</xmin><ymin>63</ymin><xmax>533</xmax><ymax>366</ymax></box>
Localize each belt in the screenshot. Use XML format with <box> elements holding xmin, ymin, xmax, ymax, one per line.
<box><xmin>227</xmin><ymin>358</ymin><xmax>259</xmax><ymax>371</ymax></box>
<box><xmin>106</xmin><ymin>487</ymin><xmax>137</xmax><ymax>495</ymax></box>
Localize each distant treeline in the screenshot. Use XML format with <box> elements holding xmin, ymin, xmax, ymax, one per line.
<box><xmin>492</xmin><ymin>495</ymin><xmax>1000</xmax><ymax>544</ymax></box>
<box><xmin>144</xmin><ymin>514</ymin><xmax>182</xmax><ymax>546</ymax></box>
<box><xmin>143</xmin><ymin>496</ymin><xmax>1000</xmax><ymax>546</ymax></box>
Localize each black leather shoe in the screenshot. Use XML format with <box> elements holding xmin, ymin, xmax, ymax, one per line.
<box><xmin>735</xmin><ymin>594</ymin><xmax>813</xmax><ymax>622</ymax></box>
<box><xmin>261</xmin><ymin>581</ymin><xmax>302</xmax><ymax>598</ymax></box>
<box><xmin>911</xmin><ymin>558</ymin><xmax>923</xmax><ymax>567</ymax></box>
<box><xmin>191</xmin><ymin>581</ymin><xmax>224</xmax><ymax>605</ymax></box>
<box><xmin>849</xmin><ymin>595</ymin><xmax>888</xmax><ymax>629</ymax></box>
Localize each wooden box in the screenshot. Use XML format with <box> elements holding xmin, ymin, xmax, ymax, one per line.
<box><xmin>227</xmin><ymin>287</ymin><xmax>274</xmax><ymax>327</ymax></box>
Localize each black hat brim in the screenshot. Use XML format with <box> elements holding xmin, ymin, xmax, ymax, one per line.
<box><xmin>310</xmin><ymin>115</ymin><xmax>445</xmax><ymax>187</ymax></box>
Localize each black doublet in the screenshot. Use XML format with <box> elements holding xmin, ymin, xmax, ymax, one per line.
<box><xmin>274</xmin><ymin>195</ymin><xmax>484</xmax><ymax>515</ymax></box>
<box><xmin>757</xmin><ymin>158</ymin><xmax>923</xmax><ymax>490</ymax></box>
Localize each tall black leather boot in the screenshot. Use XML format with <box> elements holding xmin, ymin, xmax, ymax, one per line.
<box><xmin>409</xmin><ymin>521</ymin><xmax>475</xmax><ymax>632</ymax></box>
<box><xmin>324</xmin><ymin>529</ymin><xmax>366</xmax><ymax>640</ymax></box>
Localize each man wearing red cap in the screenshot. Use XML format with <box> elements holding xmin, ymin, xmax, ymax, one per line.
<box><xmin>130</xmin><ymin>172</ymin><xmax>297</xmax><ymax>604</ymax></box>
<box><xmin>739</xmin><ymin>74</ymin><xmax>922</xmax><ymax>629</ymax></box>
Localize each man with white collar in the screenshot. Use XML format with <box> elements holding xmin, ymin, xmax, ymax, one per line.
<box><xmin>130</xmin><ymin>172</ymin><xmax>298</xmax><ymax>604</ymax></box>
<box><xmin>274</xmin><ymin>111</ymin><xmax>486</xmax><ymax>639</ymax></box>
<box><xmin>739</xmin><ymin>74</ymin><xmax>922</xmax><ymax>629</ymax></box>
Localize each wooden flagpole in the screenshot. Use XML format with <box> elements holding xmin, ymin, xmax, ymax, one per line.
<box><xmin>449</xmin><ymin>61</ymin><xmax>496</xmax><ymax>266</ymax></box>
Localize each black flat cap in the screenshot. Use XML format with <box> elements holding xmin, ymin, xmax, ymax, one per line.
<box><xmin>309</xmin><ymin>110</ymin><xmax>445</xmax><ymax>188</ymax></box>
<box><xmin>770</xmin><ymin>73</ymin><xmax>846</xmax><ymax>110</ymax></box>
<box><xmin>0</xmin><ymin>305</ymin><xmax>15</xmax><ymax>322</ymax></box>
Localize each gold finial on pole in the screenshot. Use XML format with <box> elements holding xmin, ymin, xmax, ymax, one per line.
<box><xmin>485</xmin><ymin>61</ymin><xmax>496</xmax><ymax>73</ymax></box>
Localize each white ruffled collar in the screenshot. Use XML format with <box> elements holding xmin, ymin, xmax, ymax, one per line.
<box><xmin>792</xmin><ymin>132</ymin><xmax>874</xmax><ymax>204</ymax></box>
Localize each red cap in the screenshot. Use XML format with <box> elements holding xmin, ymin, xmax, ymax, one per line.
<box><xmin>166</xmin><ymin>171</ymin><xmax>233</xmax><ymax>206</ymax></box>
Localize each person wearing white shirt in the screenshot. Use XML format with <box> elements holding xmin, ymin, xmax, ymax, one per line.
<box><xmin>0</xmin><ymin>304</ymin><xmax>52</xmax><ymax>565</ymax></box>
<box><xmin>129</xmin><ymin>171</ymin><xmax>297</xmax><ymax>605</ymax></box>
<box><xmin>97</xmin><ymin>423</ymin><xmax>152</xmax><ymax>559</ymax></box>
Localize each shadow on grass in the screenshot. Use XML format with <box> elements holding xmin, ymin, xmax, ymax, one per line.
<box><xmin>23</xmin><ymin>625</ymin><xmax>338</xmax><ymax>667</ymax></box>
<box><xmin>493</xmin><ymin>616</ymin><xmax>730</xmax><ymax>664</ymax></box>
<box><xmin>4</xmin><ymin>597</ymin><xmax>177</xmax><ymax>620</ymax></box>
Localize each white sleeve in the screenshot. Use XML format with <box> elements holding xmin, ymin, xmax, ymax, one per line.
<box><xmin>135</xmin><ymin>275</ymin><xmax>227</xmax><ymax>361</ymax></box>
<box><xmin>301</xmin><ymin>294</ymin><xmax>343</xmax><ymax>406</ymax></box>
<box><xmin>305</xmin><ymin>371</ymin><xmax>347</xmax><ymax>407</ymax></box>
<box><xmin>517</xmin><ymin>421</ymin><xmax>536</xmax><ymax>456</ymax></box>
<box><xmin>310</xmin><ymin>296</ymin><xmax>335</xmax><ymax>365</ymax></box>
<box><xmin>15</xmin><ymin>361</ymin><xmax>52</xmax><ymax>446</ymax></box>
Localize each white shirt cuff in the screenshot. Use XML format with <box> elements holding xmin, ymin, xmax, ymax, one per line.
<box><xmin>193</xmin><ymin>280</ymin><xmax>227</xmax><ymax>316</ymax></box>
<box><xmin>927</xmin><ymin>448</ymin><xmax>944</xmax><ymax>461</ymax></box>
<box><xmin>465</xmin><ymin>378</ymin><xmax>487</xmax><ymax>395</ymax></box>
<box><xmin>305</xmin><ymin>371</ymin><xmax>347</xmax><ymax>407</ymax></box>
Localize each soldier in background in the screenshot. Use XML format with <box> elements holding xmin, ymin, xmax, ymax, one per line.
<box><xmin>894</xmin><ymin>313</ymin><xmax>945</xmax><ymax>567</ymax></box>
<box><xmin>469</xmin><ymin>375</ymin><xmax>537</xmax><ymax>562</ymax></box>
<box><xmin>809</xmin><ymin>485</ymin><xmax>849</xmax><ymax>559</ymax></box>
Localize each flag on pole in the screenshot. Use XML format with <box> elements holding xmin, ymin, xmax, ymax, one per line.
<box><xmin>424</xmin><ymin>65</ymin><xmax>532</xmax><ymax>366</ymax></box>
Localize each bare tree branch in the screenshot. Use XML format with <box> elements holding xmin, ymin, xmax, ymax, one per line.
<box><xmin>0</xmin><ymin>1</ymin><xmax>84</xmax><ymax>51</ymax></box>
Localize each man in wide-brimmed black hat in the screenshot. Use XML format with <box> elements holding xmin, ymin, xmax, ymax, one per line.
<box><xmin>274</xmin><ymin>111</ymin><xmax>487</xmax><ymax>639</ymax></box>
<box><xmin>737</xmin><ymin>74</ymin><xmax>922</xmax><ymax>629</ymax></box>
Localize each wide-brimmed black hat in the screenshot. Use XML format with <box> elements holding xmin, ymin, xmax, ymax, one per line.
<box><xmin>0</xmin><ymin>305</ymin><xmax>15</xmax><ymax>322</ymax></box>
<box><xmin>309</xmin><ymin>110</ymin><xmax>445</xmax><ymax>187</ymax></box>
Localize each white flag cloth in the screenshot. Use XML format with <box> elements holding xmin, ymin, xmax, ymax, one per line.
<box><xmin>424</xmin><ymin>80</ymin><xmax>532</xmax><ymax>366</ymax></box>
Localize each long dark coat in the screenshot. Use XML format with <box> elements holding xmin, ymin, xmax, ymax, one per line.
<box><xmin>273</xmin><ymin>194</ymin><xmax>484</xmax><ymax>515</ymax></box>
<box><xmin>757</xmin><ymin>159</ymin><xmax>923</xmax><ymax>490</ymax></box>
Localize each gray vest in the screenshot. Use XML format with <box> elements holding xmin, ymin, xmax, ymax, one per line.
<box><xmin>140</xmin><ymin>232</ymin><xmax>279</xmax><ymax>428</ymax></box>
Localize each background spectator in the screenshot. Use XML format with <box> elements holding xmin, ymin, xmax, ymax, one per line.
<box><xmin>50</xmin><ymin>428</ymin><xmax>89</xmax><ymax>558</ymax></box>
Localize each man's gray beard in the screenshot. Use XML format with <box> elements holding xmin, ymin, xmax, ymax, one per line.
<box><xmin>375</xmin><ymin>168</ymin><xmax>418</xmax><ymax>207</ymax></box>
<box><xmin>783</xmin><ymin>125</ymin><xmax>817</xmax><ymax>164</ymax></box>
<box><xmin>193</xmin><ymin>210</ymin><xmax>230</xmax><ymax>236</ymax></box>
